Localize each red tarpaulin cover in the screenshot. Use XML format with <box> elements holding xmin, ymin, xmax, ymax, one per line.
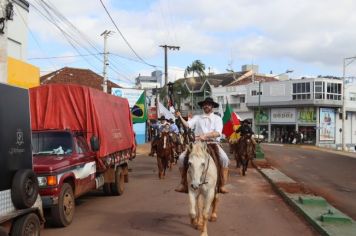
<box><xmin>29</xmin><ymin>84</ymin><xmax>135</xmax><ymax>158</ymax></box>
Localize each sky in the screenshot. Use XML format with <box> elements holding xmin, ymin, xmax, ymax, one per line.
<box><xmin>26</xmin><ymin>0</ymin><xmax>356</xmax><ymax>87</ymax></box>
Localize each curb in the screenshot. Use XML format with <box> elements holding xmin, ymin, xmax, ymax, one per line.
<box><xmin>256</xmin><ymin>166</ymin><xmax>328</xmax><ymax>236</ymax></box>
<box><xmin>255</xmin><ymin>163</ymin><xmax>356</xmax><ymax>236</ymax></box>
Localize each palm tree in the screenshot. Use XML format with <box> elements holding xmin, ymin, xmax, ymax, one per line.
<box><xmin>184</xmin><ymin>60</ymin><xmax>206</xmax><ymax>80</ymax></box>
<box><xmin>184</xmin><ymin>60</ymin><xmax>206</xmax><ymax>112</ymax></box>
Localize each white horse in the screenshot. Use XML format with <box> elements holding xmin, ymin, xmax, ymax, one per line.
<box><xmin>187</xmin><ymin>141</ymin><xmax>219</xmax><ymax>236</ymax></box>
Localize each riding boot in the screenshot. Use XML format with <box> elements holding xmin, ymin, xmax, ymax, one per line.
<box><xmin>175</xmin><ymin>167</ymin><xmax>188</xmax><ymax>193</ymax></box>
<box><xmin>220</xmin><ymin>168</ymin><xmax>229</xmax><ymax>194</ymax></box>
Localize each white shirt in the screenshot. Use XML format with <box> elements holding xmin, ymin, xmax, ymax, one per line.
<box><xmin>187</xmin><ymin>112</ymin><xmax>223</xmax><ymax>141</ymax></box>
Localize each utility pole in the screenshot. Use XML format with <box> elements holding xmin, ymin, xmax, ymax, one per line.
<box><xmin>159</xmin><ymin>45</ymin><xmax>180</xmax><ymax>87</ymax></box>
<box><xmin>101</xmin><ymin>30</ymin><xmax>112</xmax><ymax>93</ymax></box>
<box><xmin>0</xmin><ymin>0</ymin><xmax>12</xmax><ymax>84</ymax></box>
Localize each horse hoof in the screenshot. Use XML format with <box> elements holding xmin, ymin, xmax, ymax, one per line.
<box><xmin>190</xmin><ymin>219</ymin><xmax>198</xmax><ymax>228</ymax></box>
<box><xmin>209</xmin><ymin>215</ymin><xmax>217</xmax><ymax>222</ymax></box>
<box><xmin>197</xmin><ymin>224</ymin><xmax>204</xmax><ymax>231</ymax></box>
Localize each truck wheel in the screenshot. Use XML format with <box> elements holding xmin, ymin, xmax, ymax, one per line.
<box><xmin>11</xmin><ymin>169</ymin><xmax>39</xmax><ymax>209</ymax></box>
<box><xmin>0</xmin><ymin>227</ymin><xmax>7</xmax><ymax>236</ymax></box>
<box><xmin>11</xmin><ymin>213</ymin><xmax>40</xmax><ymax>236</ymax></box>
<box><xmin>51</xmin><ymin>183</ymin><xmax>75</xmax><ymax>227</ymax></box>
<box><xmin>110</xmin><ymin>168</ymin><xmax>124</xmax><ymax>196</ymax></box>
<box><xmin>103</xmin><ymin>183</ymin><xmax>111</xmax><ymax>196</ymax></box>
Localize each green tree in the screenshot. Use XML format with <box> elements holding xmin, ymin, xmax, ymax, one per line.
<box><xmin>184</xmin><ymin>60</ymin><xmax>206</xmax><ymax>80</ymax></box>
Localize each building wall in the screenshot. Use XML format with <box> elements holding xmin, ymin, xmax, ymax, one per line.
<box><xmin>7</xmin><ymin>0</ymin><xmax>29</xmax><ymax>60</ymax></box>
<box><xmin>8</xmin><ymin>57</ymin><xmax>39</xmax><ymax>88</ymax></box>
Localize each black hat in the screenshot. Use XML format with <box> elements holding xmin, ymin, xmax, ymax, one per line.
<box><xmin>168</xmin><ymin>118</ymin><xmax>174</xmax><ymax>123</ymax></box>
<box><xmin>197</xmin><ymin>97</ymin><xmax>219</xmax><ymax>108</ymax></box>
<box><xmin>242</xmin><ymin>119</ymin><xmax>251</xmax><ymax>124</ymax></box>
<box><xmin>159</xmin><ymin>115</ymin><xmax>166</xmax><ymax>121</ymax></box>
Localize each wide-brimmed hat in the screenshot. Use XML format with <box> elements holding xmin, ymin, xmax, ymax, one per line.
<box><xmin>242</xmin><ymin>119</ymin><xmax>251</xmax><ymax>124</ymax></box>
<box><xmin>197</xmin><ymin>97</ymin><xmax>219</xmax><ymax>108</ymax></box>
<box><xmin>168</xmin><ymin>118</ymin><xmax>174</xmax><ymax>123</ymax></box>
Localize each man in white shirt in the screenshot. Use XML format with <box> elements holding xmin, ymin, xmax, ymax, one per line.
<box><xmin>174</xmin><ymin>97</ymin><xmax>230</xmax><ymax>193</ymax></box>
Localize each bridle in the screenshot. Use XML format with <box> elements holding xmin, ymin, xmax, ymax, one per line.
<box><xmin>199</xmin><ymin>155</ymin><xmax>210</xmax><ymax>186</ymax></box>
<box><xmin>188</xmin><ymin>147</ymin><xmax>211</xmax><ymax>187</ymax></box>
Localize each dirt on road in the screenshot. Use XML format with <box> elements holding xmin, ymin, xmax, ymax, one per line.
<box><xmin>42</xmin><ymin>143</ymin><xmax>318</xmax><ymax>236</ymax></box>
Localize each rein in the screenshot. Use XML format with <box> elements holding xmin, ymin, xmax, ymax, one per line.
<box><xmin>199</xmin><ymin>156</ymin><xmax>210</xmax><ymax>186</ymax></box>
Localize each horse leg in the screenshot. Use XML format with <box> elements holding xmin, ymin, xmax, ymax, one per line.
<box><xmin>200</xmin><ymin>191</ymin><xmax>215</xmax><ymax>235</ymax></box>
<box><xmin>189</xmin><ymin>192</ymin><xmax>198</xmax><ymax>228</ymax></box>
<box><xmin>157</xmin><ymin>157</ymin><xmax>163</xmax><ymax>179</ymax></box>
<box><xmin>197</xmin><ymin>195</ymin><xmax>204</xmax><ymax>231</ymax></box>
<box><xmin>209</xmin><ymin>194</ymin><xmax>219</xmax><ymax>222</ymax></box>
<box><xmin>244</xmin><ymin>159</ymin><xmax>250</xmax><ymax>175</ymax></box>
<box><xmin>242</xmin><ymin>158</ymin><xmax>247</xmax><ymax>176</ymax></box>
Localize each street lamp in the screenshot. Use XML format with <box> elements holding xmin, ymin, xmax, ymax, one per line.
<box><xmin>342</xmin><ymin>56</ymin><xmax>356</xmax><ymax>151</ymax></box>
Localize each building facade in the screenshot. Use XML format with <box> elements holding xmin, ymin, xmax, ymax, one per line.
<box><xmin>3</xmin><ymin>0</ymin><xmax>39</xmax><ymax>87</ymax></box>
<box><xmin>246</xmin><ymin>77</ymin><xmax>356</xmax><ymax>151</ymax></box>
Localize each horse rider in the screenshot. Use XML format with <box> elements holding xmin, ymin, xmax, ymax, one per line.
<box><xmin>235</xmin><ymin>119</ymin><xmax>257</xmax><ymax>157</ymax></box>
<box><xmin>169</xmin><ymin>118</ymin><xmax>183</xmax><ymax>157</ymax></box>
<box><xmin>174</xmin><ymin>97</ymin><xmax>230</xmax><ymax>194</ymax></box>
<box><xmin>149</xmin><ymin>115</ymin><xmax>170</xmax><ymax>156</ymax></box>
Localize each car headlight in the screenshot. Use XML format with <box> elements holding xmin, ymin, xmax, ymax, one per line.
<box><xmin>37</xmin><ymin>176</ymin><xmax>47</xmax><ymax>187</ymax></box>
<box><xmin>37</xmin><ymin>175</ymin><xmax>57</xmax><ymax>187</ymax></box>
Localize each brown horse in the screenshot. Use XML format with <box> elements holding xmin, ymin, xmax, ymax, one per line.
<box><xmin>156</xmin><ymin>131</ymin><xmax>174</xmax><ymax>179</ymax></box>
<box><xmin>235</xmin><ymin>134</ymin><xmax>255</xmax><ymax>176</ymax></box>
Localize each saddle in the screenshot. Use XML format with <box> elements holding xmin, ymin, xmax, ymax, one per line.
<box><xmin>184</xmin><ymin>143</ymin><xmax>223</xmax><ymax>193</ymax></box>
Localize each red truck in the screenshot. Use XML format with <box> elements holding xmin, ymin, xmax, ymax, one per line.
<box><xmin>29</xmin><ymin>84</ymin><xmax>136</xmax><ymax>227</ymax></box>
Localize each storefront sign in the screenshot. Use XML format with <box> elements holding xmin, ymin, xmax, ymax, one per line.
<box><xmin>319</xmin><ymin>108</ymin><xmax>335</xmax><ymax>142</ymax></box>
<box><xmin>112</xmin><ymin>88</ymin><xmax>144</xmax><ymax>107</ymax></box>
<box><xmin>271</xmin><ymin>108</ymin><xmax>296</xmax><ymax>123</ymax></box>
<box><xmin>254</xmin><ymin>109</ymin><xmax>269</xmax><ymax>123</ymax></box>
<box><xmin>298</xmin><ymin>108</ymin><xmax>316</xmax><ymax>123</ymax></box>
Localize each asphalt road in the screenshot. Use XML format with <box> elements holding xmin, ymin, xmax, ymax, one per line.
<box><xmin>42</xmin><ymin>144</ymin><xmax>317</xmax><ymax>236</ymax></box>
<box><xmin>262</xmin><ymin>143</ymin><xmax>356</xmax><ymax>220</ymax></box>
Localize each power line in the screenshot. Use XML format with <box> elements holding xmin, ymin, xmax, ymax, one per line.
<box><xmin>98</xmin><ymin>0</ymin><xmax>155</xmax><ymax>68</ymax></box>
<box><xmin>28</xmin><ymin>53</ymin><xmax>102</xmax><ymax>60</ymax></box>
<box><xmin>30</xmin><ymin>0</ymin><xmax>134</xmax><ymax>83</ymax></box>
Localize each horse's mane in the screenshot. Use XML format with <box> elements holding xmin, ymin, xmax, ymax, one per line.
<box><xmin>190</xmin><ymin>141</ymin><xmax>209</xmax><ymax>159</ymax></box>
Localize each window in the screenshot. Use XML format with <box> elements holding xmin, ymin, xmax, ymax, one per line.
<box><xmin>76</xmin><ymin>136</ymin><xmax>90</xmax><ymax>154</ymax></box>
<box><xmin>292</xmin><ymin>82</ymin><xmax>311</xmax><ymax>100</ymax></box>
<box><xmin>251</xmin><ymin>90</ymin><xmax>262</xmax><ymax>96</ymax></box>
<box><xmin>217</xmin><ymin>96</ymin><xmax>224</xmax><ymax>104</ymax></box>
<box><xmin>326</xmin><ymin>82</ymin><xmax>342</xmax><ymax>100</ymax></box>
<box><xmin>349</xmin><ymin>92</ymin><xmax>356</xmax><ymax>101</ymax></box>
<box><xmin>240</xmin><ymin>96</ymin><xmax>245</xmax><ymax>103</ymax></box>
<box><xmin>314</xmin><ymin>81</ymin><xmax>324</xmax><ymax>99</ymax></box>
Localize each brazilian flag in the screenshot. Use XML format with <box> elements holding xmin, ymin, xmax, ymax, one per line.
<box><xmin>131</xmin><ymin>92</ymin><xmax>147</xmax><ymax>123</ymax></box>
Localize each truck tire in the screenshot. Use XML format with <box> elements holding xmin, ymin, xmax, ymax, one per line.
<box><xmin>103</xmin><ymin>183</ymin><xmax>111</xmax><ymax>196</ymax></box>
<box><xmin>10</xmin><ymin>213</ymin><xmax>40</xmax><ymax>236</ymax></box>
<box><xmin>0</xmin><ymin>227</ymin><xmax>7</xmax><ymax>236</ymax></box>
<box><xmin>110</xmin><ymin>167</ymin><xmax>124</xmax><ymax>196</ymax></box>
<box><xmin>51</xmin><ymin>183</ymin><xmax>75</xmax><ymax>227</ymax></box>
<box><xmin>11</xmin><ymin>169</ymin><xmax>39</xmax><ymax>209</ymax></box>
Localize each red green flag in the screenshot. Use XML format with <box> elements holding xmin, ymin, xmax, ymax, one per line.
<box><xmin>222</xmin><ymin>102</ymin><xmax>240</xmax><ymax>138</ymax></box>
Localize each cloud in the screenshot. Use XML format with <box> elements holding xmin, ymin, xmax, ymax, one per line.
<box><xmin>27</xmin><ymin>0</ymin><xmax>356</xmax><ymax>78</ymax></box>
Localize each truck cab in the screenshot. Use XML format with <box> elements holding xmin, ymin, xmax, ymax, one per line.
<box><xmin>32</xmin><ymin>130</ymin><xmax>99</xmax><ymax>226</ymax></box>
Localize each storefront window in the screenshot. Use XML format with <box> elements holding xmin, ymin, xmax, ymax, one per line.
<box><xmin>298</xmin><ymin>126</ymin><xmax>316</xmax><ymax>144</ymax></box>
<box><xmin>271</xmin><ymin>125</ymin><xmax>296</xmax><ymax>143</ymax></box>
